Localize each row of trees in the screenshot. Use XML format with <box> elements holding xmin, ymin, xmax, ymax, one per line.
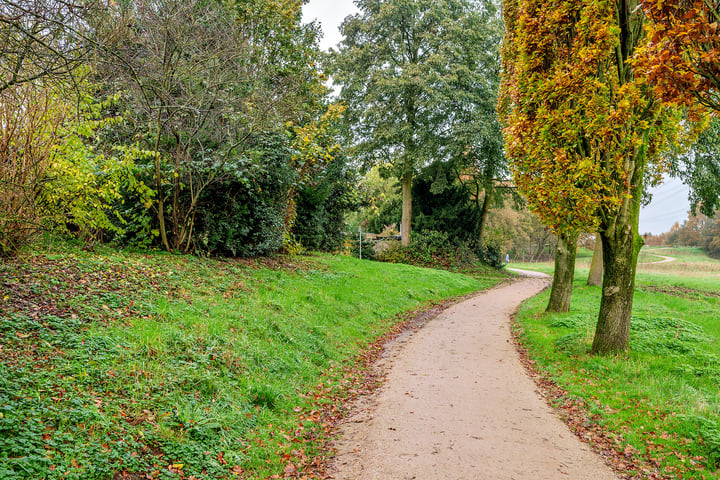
<box><xmin>660</xmin><ymin>213</ymin><xmax>720</xmax><ymax>256</ymax></box>
<box><xmin>1</xmin><ymin>0</ymin><xmax>510</xmax><ymax>261</ymax></box>
<box><xmin>1</xmin><ymin>0</ymin><xmax>359</xmax><ymax>257</ymax></box>
<box><xmin>499</xmin><ymin>0</ymin><xmax>720</xmax><ymax>354</ymax></box>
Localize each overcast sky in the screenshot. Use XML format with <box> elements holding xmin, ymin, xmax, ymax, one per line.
<box><xmin>301</xmin><ymin>0</ymin><xmax>691</xmax><ymax>235</ymax></box>
<box><xmin>302</xmin><ymin>0</ymin><xmax>358</xmax><ymax>51</ymax></box>
<box><xmin>640</xmin><ymin>178</ymin><xmax>690</xmax><ymax>235</ymax></box>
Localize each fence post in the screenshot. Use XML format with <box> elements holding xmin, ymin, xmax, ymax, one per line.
<box><xmin>359</xmin><ymin>226</ymin><xmax>362</xmax><ymax>260</ymax></box>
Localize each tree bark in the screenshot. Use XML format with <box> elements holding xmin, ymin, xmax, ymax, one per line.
<box><xmin>591</xmin><ymin>150</ymin><xmax>646</xmax><ymax>355</ymax></box>
<box><xmin>546</xmin><ymin>231</ymin><xmax>578</xmax><ymax>313</ymax></box>
<box><xmin>591</xmin><ymin>226</ymin><xmax>642</xmax><ymax>354</ymax></box>
<box><xmin>401</xmin><ymin>171</ymin><xmax>413</xmax><ymax>246</ymax></box>
<box><xmin>587</xmin><ymin>233</ymin><xmax>603</xmax><ymax>286</ymax></box>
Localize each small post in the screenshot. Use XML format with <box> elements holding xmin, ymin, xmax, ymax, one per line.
<box><xmin>359</xmin><ymin>226</ymin><xmax>362</xmax><ymax>260</ymax></box>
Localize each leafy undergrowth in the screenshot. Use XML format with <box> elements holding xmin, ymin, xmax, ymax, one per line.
<box><xmin>0</xmin><ymin>245</ymin><xmax>492</xmax><ymax>479</ymax></box>
<box><xmin>514</xmin><ymin>276</ymin><xmax>720</xmax><ymax>480</ymax></box>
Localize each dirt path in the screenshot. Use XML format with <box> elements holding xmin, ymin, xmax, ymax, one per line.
<box><xmin>329</xmin><ymin>277</ymin><xmax>619</xmax><ymax>480</ymax></box>
<box><xmin>638</xmin><ymin>254</ymin><xmax>676</xmax><ymax>265</ymax></box>
<box><xmin>638</xmin><ymin>247</ymin><xmax>677</xmax><ymax>265</ymax></box>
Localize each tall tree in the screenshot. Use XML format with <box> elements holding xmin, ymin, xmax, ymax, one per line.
<box><xmin>331</xmin><ymin>0</ymin><xmax>503</xmax><ymax>246</ymax></box>
<box><xmin>439</xmin><ymin>1</ymin><xmax>507</xmax><ymax>246</ymax></box>
<box><xmin>499</xmin><ymin>0</ymin><xmax>684</xmax><ymax>351</ymax></box>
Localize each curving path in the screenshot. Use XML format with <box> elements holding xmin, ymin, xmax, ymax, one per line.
<box><xmin>638</xmin><ymin>254</ymin><xmax>676</xmax><ymax>265</ymax></box>
<box><xmin>329</xmin><ymin>276</ymin><xmax>619</xmax><ymax>480</ymax></box>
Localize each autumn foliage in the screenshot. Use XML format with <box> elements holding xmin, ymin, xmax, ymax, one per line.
<box><xmin>0</xmin><ymin>85</ymin><xmax>65</xmax><ymax>256</ymax></box>
<box><xmin>637</xmin><ymin>0</ymin><xmax>720</xmax><ymax>111</ymax></box>
<box><xmin>499</xmin><ymin>0</ymin><xmax>681</xmax><ymax>237</ymax></box>
<box><xmin>499</xmin><ymin>0</ymin><xmax>691</xmax><ymax>352</ymax></box>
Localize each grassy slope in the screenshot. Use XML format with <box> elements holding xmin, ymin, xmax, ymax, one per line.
<box><xmin>0</xmin><ymin>246</ymin><xmax>501</xmax><ymax>479</ymax></box>
<box><xmin>514</xmin><ymin>247</ymin><xmax>720</xmax><ymax>479</ymax></box>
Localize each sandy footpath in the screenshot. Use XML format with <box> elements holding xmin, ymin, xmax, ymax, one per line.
<box><xmin>329</xmin><ymin>277</ymin><xmax>619</xmax><ymax>480</ymax></box>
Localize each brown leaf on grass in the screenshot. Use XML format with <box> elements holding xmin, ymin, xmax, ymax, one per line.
<box><xmin>511</xmin><ymin>321</ymin><xmax>677</xmax><ymax>480</ymax></box>
<box><xmin>252</xmin><ymin>298</ymin><xmax>469</xmax><ymax>480</ymax></box>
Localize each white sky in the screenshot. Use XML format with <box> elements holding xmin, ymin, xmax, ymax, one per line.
<box><xmin>639</xmin><ymin>177</ymin><xmax>690</xmax><ymax>235</ymax></box>
<box><xmin>301</xmin><ymin>0</ymin><xmax>692</xmax><ymax>235</ymax></box>
<box><xmin>302</xmin><ymin>0</ymin><xmax>359</xmax><ymax>51</ymax></box>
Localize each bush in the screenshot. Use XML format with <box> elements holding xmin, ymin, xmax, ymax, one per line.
<box><xmin>293</xmin><ymin>155</ymin><xmax>362</xmax><ymax>252</ymax></box>
<box><xmin>371</xmin><ymin>229</ymin><xmax>507</xmax><ymax>271</ymax></box>
<box><xmin>408</xmin><ymin>230</ymin><xmax>452</xmax><ymax>264</ymax></box>
<box><xmin>376</xmin><ymin>231</ymin><xmax>463</xmax><ymax>268</ymax></box>
<box><xmin>194</xmin><ymin>134</ymin><xmax>296</xmax><ymax>257</ymax></box>
<box><xmin>111</xmin><ymin>133</ymin><xmax>297</xmax><ymax>257</ymax></box>
<box><xmin>478</xmin><ymin>242</ymin><xmax>505</xmax><ymax>269</ymax></box>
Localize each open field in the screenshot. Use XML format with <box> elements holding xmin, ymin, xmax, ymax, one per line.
<box><xmin>0</xmin><ymin>245</ymin><xmax>503</xmax><ymax>479</ymax></box>
<box><xmin>513</xmin><ymin>246</ymin><xmax>720</xmax><ymax>290</ymax></box>
<box><xmin>514</xmin><ymin>246</ymin><xmax>720</xmax><ymax>479</ymax></box>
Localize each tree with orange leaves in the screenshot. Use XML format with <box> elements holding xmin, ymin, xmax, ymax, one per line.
<box><xmin>499</xmin><ymin>0</ymin><xmax>686</xmax><ymax>353</ymax></box>
<box><xmin>637</xmin><ymin>0</ymin><xmax>720</xmax><ymax>111</ymax></box>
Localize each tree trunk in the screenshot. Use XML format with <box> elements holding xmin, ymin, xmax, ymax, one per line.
<box><xmin>477</xmin><ymin>183</ymin><xmax>494</xmax><ymax>245</ymax></box>
<box><xmin>401</xmin><ymin>172</ymin><xmax>412</xmax><ymax>247</ymax></box>
<box><xmin>587</xmin><ymin>233</ymin><xmax>603</xmax><ymax>286</ymax></box>
<box><xmin>546</xmin><ymin>231</ymin><xmax>578</xmax><ymax>313</ymax></box>
<box><xmin>591</xmin><ymin>150</ymin><xmax>646</xmax><ymax>355</ymax></box>
<box><xmin>591</xmin><ymin>226</ymin><xmax>642</xmax><ymax>354</ymax></box>
<box><xmin>153</xmin><ymin>112</ymin><xmax>171</xmax><ymax>252</ymax></box>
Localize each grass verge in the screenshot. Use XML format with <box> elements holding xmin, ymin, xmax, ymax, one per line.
<box><xmin>0</xmin><ymin>245</ymin><xmax>500</xmax><ymax>479</ymax></box>
<box><xmin>514</xmin><ymin>247</ymin><xmax>720</xmax><ymax>479</ymax></box>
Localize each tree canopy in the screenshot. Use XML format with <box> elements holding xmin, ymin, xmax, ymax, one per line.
<box><xmin>0</xmin><ymin>0</ymin><xmax>95</xmax><ymax>93</ymax></box>
<box><xmin>638</xmin><ymin>0</ymin><xmax>720</xmax><ymax>111</ymax></box>
<box><xmin>331</xmin><ymin>0</ymin><xmax>504</xmax><ymax>246</ymax></box>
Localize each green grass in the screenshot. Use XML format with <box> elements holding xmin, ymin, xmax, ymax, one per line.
<box><xmin>0</xmin><ymin>245</ymin><xmax>500</xmax><ymax>479</ymax></box>
<box><xmin>514</xmin><ymin>246</ymin><xmax>720</xmax><ymax>479</ymax></box>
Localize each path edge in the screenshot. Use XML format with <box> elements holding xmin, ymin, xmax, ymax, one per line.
<box><xmin>310</xmin><ymin>278</ymin><xmax>516</xmax><ymax>479</ymax></box>
<box><xmin>509</xmin><ymin>311</ymin><xmax>671</xmax><ymax>480</ymax></box>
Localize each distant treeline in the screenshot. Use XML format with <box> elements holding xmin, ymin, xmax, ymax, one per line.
<box><xmin>644</xmin><ymin>213</ymin><xmax>720</xmax><ymax>258</ymax></box>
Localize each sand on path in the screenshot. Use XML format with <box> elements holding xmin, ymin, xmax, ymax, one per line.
<box><xmin>329</xmin><ymin>276</ymin><xmax>620</xmax><ymax>480</ymax></box>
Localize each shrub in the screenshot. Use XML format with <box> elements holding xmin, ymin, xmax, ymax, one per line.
<box><xmin>0</xmin><ymin>85</ymin><xmax>65</xmax><ymax>256</ymax></box>
<box><xmin>371</xmin><ymin>229</ymin><xmax>506</xmax><ymax>271</ymax></box>
<box><xmin>375</xmin><ymin>231</ymin><xmax>466</xmax><ymax>268</ymax></box>
<box><xmin>111</xmin><ymin>133</ymin><xmax>297</xmax><ymax>257</ymax></box>
<box><xmin>293</xmin><ymin>155</ymin><xmax>362</xmax><ymax>252</ymax></box>
<box><xmin>477</xmin><ymin>242</ymin><xmax>506</xmax><ymax>269</ymax></box>
<box><xmin>194</xmin><ymin>134</ymin><xmax>296</xmax><ymax>257</ymax></box>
